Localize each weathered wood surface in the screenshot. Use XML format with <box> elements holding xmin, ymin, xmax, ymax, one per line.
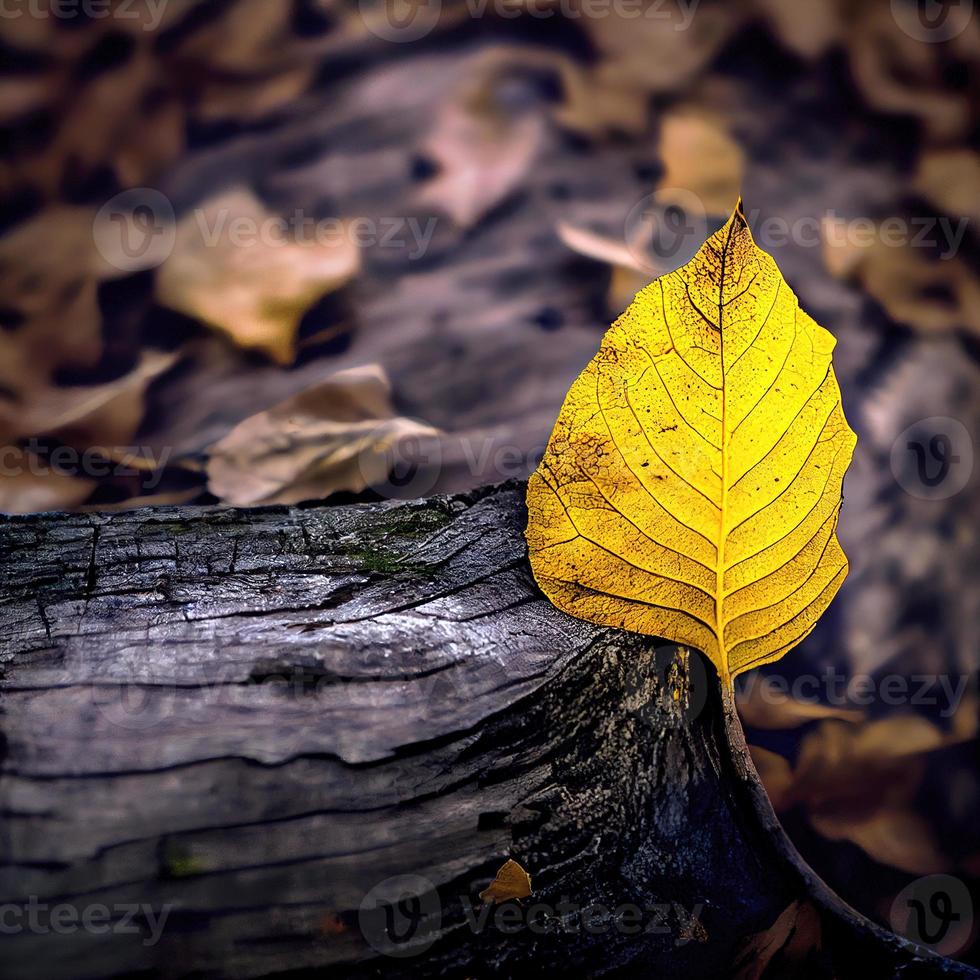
<box><xmin>0</xmin><ymin>483</ymin><xmax>975</xmax><ymax>978</ymax></box>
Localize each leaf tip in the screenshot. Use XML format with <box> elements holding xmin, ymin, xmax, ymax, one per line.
<box><xmin>733</xmin><ymin>195</ymin><xmax>747</xmax><ymax>226</ymax></box>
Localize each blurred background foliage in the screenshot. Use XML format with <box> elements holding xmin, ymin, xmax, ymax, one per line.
<box><xmin>0</xmin><ymin>0</ymin><xmax>978</xmax><ymax>962</ymax></box>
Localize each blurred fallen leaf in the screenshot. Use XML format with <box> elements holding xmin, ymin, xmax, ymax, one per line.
<box><xmin>156</xmin><ymin>188</ymin><xmax>360</xmax><ymax>364</ymax></box>
<box><xmin>0</xmin><ymin>206</ymin><xmax>111</xmax><ymax>405</ymax></box>
<box><xmin>552</xmin><ymin>58</ymin><xmax>649</xmax><ymax>136</ymax></box>
<box><xmin>753</xmin><ymin>710</ymin><xmax>976</xmax><ymax>876</ymax></box>
<box><xmin>479</xmin><ymin>859</ymin><xmax>532</xmax><ymax>905</ymax></box>
<box><xmin>914</xmin><ymin>149</ymin><xmax>980</xmax><ymax>228</ymax></box>
<box><xmin>0</xmin><ymin>350</ymin><xmax>178</xmax><ymax>448</ymax></box>
<box><xmin>556</xmin><ymin>221</ymin><xmax>654</xmax><ymax>314</ymax></box>
<box><xmin>737</xmin><ymin>677</ymin><xmax>865</xmax><ymax>729</ymax></box>
<box><xmin>0</xmin><ymin>448</ymin><xmax>95</xmax><ymax>516</ymax></box>
<box><xmin>753</xmin><ymin>0</ymin><xmax>844</xmax><ymax>59</ymax></box>
<box><xmin>574</xmin><ymin>1</ymin><xmax>744</xmax><ymax>107</ymax></box>
<box><xmin>846</xmin><ymin>4</ymin><xmax>979</xmax><ymax>143</ymax></box>
<box><xmin>207</xmin><ymin>364</ymin><xmax>438</xmax><ymax>506</ymax></box>
<box><xmin>416</xmin><ymin>49</ymin><xmax>547</xmax><ymax>229</ymax></box>
<box><xmin>812</xmin><ymin>806</ymin><xmax>948</xmax><ymax>877</ymax></box>
<box><xmin>822</xmin><ymin>215</ymin><xmax>980</xmax><ymax>335</ymax></box>
<box><xmin>747</xmin><ymin>745</ymin><xmax>795</xmax><ymax>813</ymax></box>
<box><xmin>657</xmin><ymin>106</ymin><xmax>744</xmax><ymax>216</ymax></box>
<box><xmin>733</xmin><ymin>901</ymin><xmax>822</xmax><ymax>980</ymax></box>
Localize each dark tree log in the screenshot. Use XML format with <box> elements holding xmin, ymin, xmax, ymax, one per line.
<box><xmin>0</xmin><ymin>482</ymin><xmax>975</xmax><ymax>979</ymax></box>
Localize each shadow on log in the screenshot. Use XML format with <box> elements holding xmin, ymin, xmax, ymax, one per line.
<box><xmin>0</xmin><ymin>482</ymin><xmax>975</xmax><ymax>978</ymax></box>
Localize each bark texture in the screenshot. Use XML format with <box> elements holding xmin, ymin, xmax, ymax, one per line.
<box><xmin>0</xmin><ymin>482</ymin><xmax>974</xmax><ymax>979</ymax></box>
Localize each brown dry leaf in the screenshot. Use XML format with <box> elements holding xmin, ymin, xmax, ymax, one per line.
<box><xmin>737</xmin><ymin>677</ymin><xmax>865</xmax><ymax>730</ymax></box>
<box><xmin>479</xmin><ymin>859</ymin><xmax>532</xmax><ymax>905</ymax></box>
<box><xmin>765</xmin><ymin>713</ymin><xmax>975</xmax><ymax>875</ymax></box>
<box><xmin>752</xmin><ymin>0</ymin><xmax>845</xmax><ymax>59</ymax></box>
<box><xmin>206</xmin><ymin>364</ymin><xmax>438</xmax><ymax>506</ymax></box>
<box><xmin>657</xmin><ymin>106</ymin><xmax>744</xmax><ymax>217</ymax></box>
<box><xmin>156</xmin><ymin>188</ymin><xmax>360</xmax><ymax>364</ymax></box>
<box><xmin>846</xmin><ymin>4</ymin><xmax>978</xmax><ymax>143</ymax></box>
<box><xmin>112</xmin><ymin>95</ymin><xmax>185</xmax><ymax>189</ymax></box>
<box><xmin>822</xmin><ymin>216</ymin><xmax>980</xmax><ymax>335</ymax></box>
<box><xmin>0</xmin><ymin>350</ymin><xmax>178</xmax><ymax>448</ymax></box>
<box><xmin>733</xmin><ymin>901</ymin><xmax>822</xmax><ymax>980</ymax></box>
<box><xmin>811</xmin><ymin>807</ymin><xmax>949</xmax><ymax>877</ymax></box>
<box><xmin>794</xmin><ymin>715</ymin><xmax>945</xmax><ymax>811</ymax></box>
<box><xmin>194</xmin><ymin>67</ymin><xmax>319</xmax><ymax>123</ymax></box>
<box><xmin>172</xmin><ymin>0</ymin><xmax>300</xmax><ymax>74</ymax></box>
<box><xmin>24</xmin><ymin>43</ymin><xmax>170</xmax><ymax>198</ymax></box>
<box><xmin>416</xmin><ymin>49</ymin><xmax>547</xmax><ymax>229</ymax></box>
<box><xmin>915</xmin><ymin>149</ymin><xmax>980</xmax><ymax>228</ymax></box>
<box><xmin>546</xmin><ymin>0</ymin><xmax>743</xmax><ymax>137</ymax></box>
<box><xmin>0</xmin><ymin>448</ymin><xmax>95</xmax><ymax>516</ymax></box>
<box><xmin>0</xmin><ymin>210</ymin><xmax>176</xmax><ymax>456</ymax></box>
<box><xmin>555</xmin><ymin>108</ymin><xmax>741</xmax><ymax>315</ymax></box>
<box><xmin>552</xmin><ymin>59</ymin><xmax>650</xmax><ymax>137</ymax></box>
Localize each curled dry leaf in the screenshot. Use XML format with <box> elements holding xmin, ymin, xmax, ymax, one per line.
<box><xmin>156</xmin><ymin>188</ymin><xmax>360</xmax><ymax>364</ymax></box>
<box><xmin>527</xmin><ymin>203</ymin><xmax>856</xmax><ymax>687</ymax></box>
<box><xmin>416</xmin><ymin>49</ymin><xmax>547</xmax><ymax>229</ymax></box>
<box><xmin>207</xmin><ymin>364</ymin><xmax>439</xmax><ymax>506</ymax></box>
<box><xmin>479</xmin><ymin>859</ymin><xmax>532</xmax><ymax>905</ymax></box>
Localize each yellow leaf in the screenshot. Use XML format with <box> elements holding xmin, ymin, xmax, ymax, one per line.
<box><xmin>479</xmin><ymin>859</ymin><xmax>532</xmax><ymax>905</ymax></box>
<box><xmin>526</xmin><ymin>202</ymin><xmax>856</xmax><ymax>687</ymax></box>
